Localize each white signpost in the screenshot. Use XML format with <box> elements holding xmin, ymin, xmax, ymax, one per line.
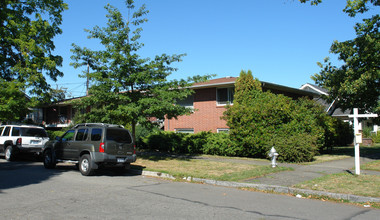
<box><xmin>348</xmin><ymin>108</ymin><xmax>378</xmax><ymax>175</ymax></box>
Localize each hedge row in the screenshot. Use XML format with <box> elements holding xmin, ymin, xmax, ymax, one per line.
<box><xmin>140</xmin><ymin>121</ymin><xmax>352</xmax><ymax>163</ymax></box>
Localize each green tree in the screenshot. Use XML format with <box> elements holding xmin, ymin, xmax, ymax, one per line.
<box><xmin>0</xmin><ymin>80</ymin><xmax>29</xmax><ymax>122</ymax></box>
<box><xmin>224</xmin><ymin>70</ymin><xmax>330</xmax><ymax>162</ymax></box>
<box><xmin>0</xmin><ymin>0</ymin><xmax>67</xmax><ymax>122</ymax></box>
<box><xmin>70</xmin><ymin>1</ymin><xmax>209</xmax><ymax>140</ymax></box>
<box><xmin>301</xmin><ymin>0</ymin><xmax>380</xmax><ymax>113</ymax></box>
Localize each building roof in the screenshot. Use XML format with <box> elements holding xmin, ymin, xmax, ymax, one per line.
<box><xmin>299</xmin><ymin>83</ymin><xmax>329</xmax><ymax>96</ymax></box>
<box><xmin>192</xmin><ymin>76</ymin><xmax>318</xmax><ymax>98</ymax></box>
<box><xmin>192</xmin><ymin>76</ymin><xmax>237</xmax><ymax>88</ymax></box>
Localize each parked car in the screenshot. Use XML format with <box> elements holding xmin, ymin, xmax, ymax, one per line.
<box><xmin>42</xmin><ymin>123</ymin><xmax>136</xmax><ymax>176</ymax></box>
<box><xmin>0</xmin><ymin>125</ymin><xmax>49</xmax><ymax>161</ymax></box>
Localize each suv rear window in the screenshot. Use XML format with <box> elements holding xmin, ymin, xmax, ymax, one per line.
<box><xmin>21</xmin><ymin>128</ymin><xmax>48</xmax><ymax>137</ymax></box>
<box><xmin>106</xmin><ymin>128</ymin><xmax>132</xmax><ymax>143</ymax></box>
<box><xmin>91</xmin><ymin>128</ymin><xmax>102</xmax><ymax>141</ymax></box>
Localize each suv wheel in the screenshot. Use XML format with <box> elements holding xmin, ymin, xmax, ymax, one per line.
<box><xmin>5</xmin><ymin>145</ymin><xmax>14</xmax><ymax>161</ymax></box>
<box><xmin>43</xmin><ymin>150</ymin><xmax>56</xmax><ymax>169</ymax></box>
<box><xmin>79</xmin><ymin>154</ymin><xmax>95</xmax><ymax>176</ymax></box>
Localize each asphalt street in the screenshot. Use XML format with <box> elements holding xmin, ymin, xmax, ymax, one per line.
<box><xmin>1</xmin><ymin>158</ymin><xmax>380</xmax><ymax>220</ymax></box>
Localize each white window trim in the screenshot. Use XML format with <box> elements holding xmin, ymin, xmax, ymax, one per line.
<box><xmin>217</xmin><ymin>128</ymin><xmax>230</xmax><ymax>133</ymax></box>
<box><xmin>175</xmin><ymin>128</ymin><xmax>194</xmax><ymax>134</ymax></box>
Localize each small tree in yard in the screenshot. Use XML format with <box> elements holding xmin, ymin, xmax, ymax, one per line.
<box><xmin>70</xmin><ymin>0</ymin><xmax>209</xmax><ymax>140</ymax></box>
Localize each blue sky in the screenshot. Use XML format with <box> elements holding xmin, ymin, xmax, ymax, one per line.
<box><xmin>50</xmin><ymin>0</ymin><xmax>375</xmax><ymax>98</ymax></box>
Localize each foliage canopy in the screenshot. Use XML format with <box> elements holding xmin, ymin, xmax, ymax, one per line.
<box><xmin>0</xmin><ymin>0</ymin><xmax>67</xmax><ymax>122</ymax></box>
<box><xmin>301</xmin><ymin>0</ymin><xmax>380</xmax><ymax>114</ymax></box>
<box><xmin>70</xmin><ymin>0</ymin><xmax>209</xmax><ymax>139</ymax></box>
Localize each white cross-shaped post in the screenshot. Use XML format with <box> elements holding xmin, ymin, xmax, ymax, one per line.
<box><xmin>348</xmin><ymin>108</ymin><xmax>378</xmax><ymax>175</ymax></box>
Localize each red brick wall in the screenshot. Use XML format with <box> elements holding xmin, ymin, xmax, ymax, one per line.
<box><xmin>165</xmin><ymin>88</ymin><xmax>229</xmax><ymax>133</ymax></box>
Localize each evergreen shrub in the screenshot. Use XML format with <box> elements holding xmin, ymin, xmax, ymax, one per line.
<box><xmin>142</xmin><ymin>131</ymin><xmax>186</xmax><ymax>153</ymax></box>
<box><xmin>46</xmin><ymin>130</ymin><xmax>65</xmax><ymax>140</ymax></box>
<box><xmin>202</xmin><ymin>133</ymin><xmax>238</xmax><ymax>156</ymax></box>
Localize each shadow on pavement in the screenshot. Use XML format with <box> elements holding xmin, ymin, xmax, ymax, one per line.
<box><xmin>0</xmin><ymin>156</ymin><xmax>67</xmax><ymax>193</ymax></box>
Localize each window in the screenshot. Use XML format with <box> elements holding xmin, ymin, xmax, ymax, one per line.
<box><xmin>2</xmin><ymin>127</ymin><xmax>10</xmax><ymax>136</ymax></box>
<box><xmin>217</xmin><ymin>128</ymin><xmax>230</xmax><ymax>133</ymax></box>
<box><xmin>91</xmin><ymin>128</ymin><xmax>102</xmax><ymax>141</ymax></box>
<box><xmin>217</xmin><ymin>87</ymin><xmax>234</xmax><ymax>105</ymax></box>
<box><xmin>11</xmin><ymin>127</ymin><xmax>21</xmax><ymax>136</ymax></box>
<box><xmin>176</xmin><ymin>95</ymin><xmax>194</xmax><ymax>109</ymax></box>
<box><xmin>75</xmin><ymin>129</ymin><xmax>89</xmax><ymax>141</ymax></box>
<box><xmin>21</xmin><ymin>128</ymin><xmax>48</xmax><ymax>137</ymax></box>
<box><xmin>175</xmin><ymin>128</ymin><xmax>194</xmax><ymax>134</ymax></box>
<box><xmin>0</xmin><ymin>127</ymin><xmax>4</xmax><ymax>136</ymax></box>
<box><xmin>62</xmin><ymin>130</ymin><xmax>75</xmax><ymax>142</ymax></box>
<box><xmin>106</xmin><ymin>128</ymin><xmax>132</xmax><ymax>143</ymax></box>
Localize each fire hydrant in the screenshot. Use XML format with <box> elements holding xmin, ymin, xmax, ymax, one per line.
<box><xmin>268</xmin><ymin>147</ymin><xmax>279</xmax><ymax>168</ymax></box>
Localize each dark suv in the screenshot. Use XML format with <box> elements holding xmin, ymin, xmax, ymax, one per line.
<box><xmin>42</xmin><ymin>123</ymin><xmax>136</xmax><ymax>176</ymax></box>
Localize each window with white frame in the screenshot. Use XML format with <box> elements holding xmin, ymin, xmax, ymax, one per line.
<box><xmin>217</xmin><ymin>128</ymin><xmax>230</xmax><ymax>133</ymax></box>
<box><xmin>175</xmin><ymin>128</ymin><xmax>194</xmax><ymax>134</ymax></box>
<box><xmin>217</xmin><ymin>87</ymin><xmax>234</xmax><ymax>105</ymax></box>
<box><xmin>176</xmin><ymin>94</ymin><xmax>194</xmax><ymax>109</ymax></box>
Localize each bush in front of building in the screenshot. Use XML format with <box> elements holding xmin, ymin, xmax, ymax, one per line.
<box><xmin>142</xmin><ymin>131</ymin><xmax>186</xmax><ymax>153</ymax></box>
<box><xmin>143</xmin><ymin>131</ymin><xmax>236</xmax><ymax>155</ymax></box>
<box><xmin>182</xmin><ymin>131</ymin><xmax>213</xmax><ymax>154</ymax></box>
<box><xmin>46</xmin><ymin>130</ymin><xmax>66</xmax><ymax>140</ymax></box>
<box><xmin>371</xmin><ymin>132</ymin><xmax>380</xmax><ymax>143</ymax></box>
<box><xmin>223</xmin><ymin>70</ymin><xmax>349</xmax><ymax>163</ymax></box>
<box><xmin>202</xmin><ymin>132</ymin><xmax>239</xmax><ymax>156</ymax></box>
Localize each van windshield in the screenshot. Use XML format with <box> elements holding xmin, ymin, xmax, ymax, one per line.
<box><xmin>106</xmin><ymin>128</ymin><xmax>132</xmax><ymax>143</ymax></box>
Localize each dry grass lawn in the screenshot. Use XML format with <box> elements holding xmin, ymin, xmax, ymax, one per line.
<box><xmin>362</xmin><ymin>160</ymin><xmax>380</xmax><ymax>171</ymax></box>
<box><xmin>295</xmin><ymin>173</ymin><xmax>380</xmax><ymax>198</ymax></box>
<box><xmin>133</xmin><ymin>156</ymin><xmax>291</xmax><ymax>182</ymax></box>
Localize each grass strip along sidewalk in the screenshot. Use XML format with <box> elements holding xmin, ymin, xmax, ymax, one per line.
<box><xmin>132</xmin><ymin>155</ymin><xmax>292</xmax><ymax>182</ymax></box>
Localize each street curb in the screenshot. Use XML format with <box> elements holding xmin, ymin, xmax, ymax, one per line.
<box><xmin>191</xmin><ymin>178</ymin><xmax>380</xmax><ymax>203</ymax></box>
<box><xmin>130</xmin><ymin>169</ymin><xmax>380</xmax><ymax>203</ymax></box>
<box><xmin>129</xmin><ymin>169</ymin><xmax>176</xmax><ymax>179</ymax></box>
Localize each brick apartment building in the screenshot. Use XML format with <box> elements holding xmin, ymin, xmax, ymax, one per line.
<box><xmin>164</xmin><ymin>77</ymin><xmax>317</xmax><ymax>133</ymax></box>
<box><xmin>37</xmin><ymin>77</ymin><xmax>317</xmax><ymax>132</ymax></box>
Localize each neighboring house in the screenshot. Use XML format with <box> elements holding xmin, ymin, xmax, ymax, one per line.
<box><xmin>41</xmin><ymin>96</ymin><xmax>83</xmax><ymax>129</ymax></box>
<box><xmin>300</xmin><ymin>83</ymin><xmax>379</xmax><ymax>134</ymax></box>
<box><xmin>165</xmin><ymin>77</ymin><xmax>317</xmax><ymax>133</ymax></box>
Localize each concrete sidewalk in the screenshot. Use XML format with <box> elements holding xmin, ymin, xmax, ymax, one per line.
<box><xmin>245</xmin><ymin>156</ymin><xmax>380</xmax><ymax>187</ymax></box>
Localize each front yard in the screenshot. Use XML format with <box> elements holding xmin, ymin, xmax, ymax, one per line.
<box><xmin>133</xmin><ymin>144</ymin><xmax>380</xmax><ymax>208</ymax></box>
<box><xmin>132</xmin><ymin>155</ymin><xmax>292</xmax><ymax>182</ymax></box>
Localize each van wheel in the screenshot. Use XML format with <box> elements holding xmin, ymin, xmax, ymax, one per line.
<box><xmin>79</xmin><ymin>154</ymin><xmax>95</xmax><ymax>176</ymax></box>
<box><xmin>43</xmin><ymin>150</ymin><xmax>56</xmax><ymax>169</ymax></box>
<box><xmin>5</xmin><ymin>145</ymin><xmax>14</xmax><ymax>161</ymax></box>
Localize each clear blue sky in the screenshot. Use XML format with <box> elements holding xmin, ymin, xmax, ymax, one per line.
<box><xmin>50</xmin><ymin>0</ymin><xmax>375</xmax><ymax>98</ymax></box>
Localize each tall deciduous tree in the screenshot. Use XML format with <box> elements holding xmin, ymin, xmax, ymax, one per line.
<box><xmin>70</xmin><ymin>0</ymin><xmax>209</xmax><ymax>140</ymax></box>
<box><xmin>301</xmin><ymin>0</ymin><xmax>380</xmax><ymax>113</ymax></box>
<box><xmin>0</xmin><ymin>0</ymin><xmax>67</xmax><ymax>122</ymax></box>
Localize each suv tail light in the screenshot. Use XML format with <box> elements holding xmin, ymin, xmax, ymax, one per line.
<box><xmin>16</xmin><ymin>138</ymin><xmax>22</xmax><ymax>146</ymax></box>
<box><xmin>133</xmin><ymin>145</ymin><xmax>136</xmax><ymax>155</ymax></box>
<box><xmin>99</xmin><ymin>142</ymin><xmax>105</xmax><ymax>153</ymax></box>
